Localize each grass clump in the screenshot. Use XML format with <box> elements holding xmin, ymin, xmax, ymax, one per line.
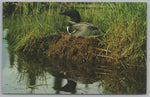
<box><xmin>3</xmin><ymin>2</ymin><xmax>67</xmax><ymax>54</ymax></box>
<box><xmin>100</xmin><ymin>3</ymin><xmax>147</xmax><ymax>94</ymax></box>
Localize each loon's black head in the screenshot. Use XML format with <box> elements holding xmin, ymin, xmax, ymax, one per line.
<box><xmin>59</xmin><ymin>9</ymin><xmax>80</xmax><ymax>23</ymax></box>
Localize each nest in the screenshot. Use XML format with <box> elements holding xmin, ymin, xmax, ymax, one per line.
<box><xmin>45</xmin><ymin>34</ymin><xmax>114</xmax><ymax>82</ymax></box>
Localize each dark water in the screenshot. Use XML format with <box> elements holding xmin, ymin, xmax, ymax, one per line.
<box><xmin>2</xmin><ymin>29</ymin><xmax>104</xmax><ymax>94</ymax></box>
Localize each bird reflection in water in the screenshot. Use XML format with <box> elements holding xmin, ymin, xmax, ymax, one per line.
<box><xmin>53</xmin><ymin>78</ymin><xmax>77</xmax><ymax>94</ymax></box>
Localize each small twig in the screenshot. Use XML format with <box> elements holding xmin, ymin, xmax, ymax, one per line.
<box><xmin>96</xmin><ymin>68</ymin><xmax>112</xmax><ymax>72</ymax></box>
<box><xmin>97</xmin><ymin>54</ymin><xmax>113</xmax><ymax>59</ymax></box>
<box><xmin>95</xmin><ymin>72</ymin><xmax>110</xmax><ymax>75</ymax></box>
<box><xmin>96</xmin><ymin>48</ymin><xmax>112</xmax><ymax>53</ymax></box>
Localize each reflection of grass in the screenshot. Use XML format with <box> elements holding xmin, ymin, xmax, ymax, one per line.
<box><xmin>3</xmin><ymin>2</ymin><xmax>147</xmax><ymax>94</ymax></box>
<box><xmin>16</xmin><ymin>54</ymin><xmax>48</xmax><ymax>89</ymax></box>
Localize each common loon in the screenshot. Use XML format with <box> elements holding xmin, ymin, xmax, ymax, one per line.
<box><xmin>59</xmin><ymin>9</ymin><xmax>104</xmax><ymax>37</ymax></box>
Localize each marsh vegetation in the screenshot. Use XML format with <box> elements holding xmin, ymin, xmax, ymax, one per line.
<box><xmin>3</xmin><ymin>2</ymin><xmax>146</xmax><ymax>94</ymax></box>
